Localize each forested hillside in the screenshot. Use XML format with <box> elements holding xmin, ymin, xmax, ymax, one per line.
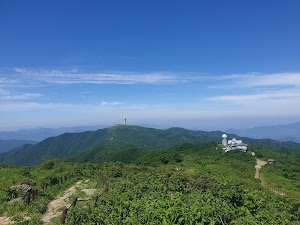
<box><xmin>0</xmin><ymin>142</ymin><xmax>300</xmax><ymax>224</ymax></box>
<box><xmin>1</xmin><ymin>125</ymin><xmax>300</xmax><ymax>166</ymax></box>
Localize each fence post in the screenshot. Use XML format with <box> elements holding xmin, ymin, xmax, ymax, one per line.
<box><xmin>32</xmin><ymin>189</ymin><xmax>36</xmax><ymax>200</ymax></box>
<box><xmin>103</xmin><ymin>178</ymin><xmax>109</xmax><ymax>194</ymax></box>
<box><xmin>70</xmin><ymin>197</ymin><xmax>78</xmax><ymax>209</ymax></box>
<box><xmin>94</xmin><ymin>195</ymin><xmax>98</xmax><ymax>207</ymax></box>
<box><xmin>26</xmin><ymin>192</ymin><xmax>30</xmax><ymax>205</ymax></box>
<box><xmin>60</xmin><ymin>207</ymin><xmax>68</xmax><ymax>224</ymax></box>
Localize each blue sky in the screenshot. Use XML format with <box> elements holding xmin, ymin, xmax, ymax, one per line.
<box><xmin>0</xmin><ymin>0</ymin><xmax>300</xmax><ymax>131</ymax></box>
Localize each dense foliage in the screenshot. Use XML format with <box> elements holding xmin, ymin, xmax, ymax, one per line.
<box><xmin>0</xmin><ymin>142</ymin><xmax>300</xmax><ymax>225</ymax></box>
<box><xmin>68</xmin><ymin>169</ymin><xmax>300</xmax><ymax>224</ymax></box>
<box><xmin>0</xmin><ymin>141</ymin><xmax>300</xmax><ymax>224</ymax></box>
<box><xmin>66</xmin><ymin>143</ymin><xmax>300</xmax><ymax>224</ymax></box>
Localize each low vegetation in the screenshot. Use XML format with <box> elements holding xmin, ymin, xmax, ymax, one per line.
<box><xmin>0</xmin><ymin>142</ymin><xmax>299</xmax><ymax>224</ymax></box>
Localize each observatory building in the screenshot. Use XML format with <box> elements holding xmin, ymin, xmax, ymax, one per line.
<box><xmin>222</xmin><ymin>134</ymin><xmax>228</xmax><ymax>147</ymax></box>
<box><xmin>222</xmin><ymin>134</ymin><xmax>248</xmax><ymax>152</ymax></box>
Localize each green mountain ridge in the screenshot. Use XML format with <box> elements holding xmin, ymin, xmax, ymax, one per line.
<box><xmin>1</xmin><ymin>125</ymin><xmax>300</xmax><ymax>166</ymax></box>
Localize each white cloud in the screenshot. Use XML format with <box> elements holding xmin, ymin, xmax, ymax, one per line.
<box><xmin>205</xmin><ymin>72</ymin><xmax>300</xmax><ymax>117</ymax></box>
<box><xmin>11</xmin><ymin>67</ymin><xmax>195</xmax><ymax>85</ymax></box>
<box><xmin>0</xmin><ymin>87</ymin><xmax>10</xmax><ymax>95</ymax></box>
<box><xmin>0</xmin><ymin>77</ymin><xmax>19</xmax><ymax>85</ymax></box>
<box><xmin>0</xmin><ymin>102</ymin><xmax>78</xmax><ymax>113</ymax></box>
<box><xmin>2</xmin><ymin>68</ymin><xmax>300</xmax><ymax>130</ymax></box>
<box><xmin>208</xmin><ymin>91</ymin><xmax>300</xmax><ymax>102</ymax></box>
<box><xmin>0</xmin><ymin>88</ymin><xmax>43</xmax><ymax>101</ymax></box>
<box><xmin>215</xmin><ymin>72</ymin><xmax>300</xmax><ymax>88</ymax></box>
<box><xmin>100</xmin><ymin>101</ymin><xmax>123</xmax><ymax>107</ymax></box>
<box><xmin>13</xmin><ymin>67</ymin><xmax>28</xmax><ymax>73</ymax></box>
<box><xmin>6</xmin><ymin>68</ymin><xmax>300</xmax><ymax>88</ymax></box>
<box><xmin>245</xmin><ymin>73</ymin><xmax>300</xmax><ymax>87</ymax></box>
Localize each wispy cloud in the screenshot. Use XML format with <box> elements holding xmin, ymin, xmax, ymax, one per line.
<box><xmin>10</xmin><ymin>67</ymin><xmax>195</xmax><ymax>85</ymax></box>
<box><xmin>0</xmin><ymin>77</ymin><xmax>19</xmax><ymax>86</ymax></box>
<box><xmin>1</xmin><ymin>67</ymin><xmax>300</xmax><ymax>130</ymax></box>
<box><xmin>214</xmin><ymin>72</ymin><xmax>300</xmax><ymax>88</ymax></box>
<box><xmin>120</xmin><ymin>56</ymin><xmax>139</xmax><ymax>61</ymax></box>
<box><xmin>13</xmin><ymin>67</ymin><xmax>28</xmax><ymax>73</ymax></box>
<box><xmin>208</xmin><ymin>91</ymin><xmax>300</xmax><ymax>102</ymax></box>
<box><xmin>100</xmin><ymin>101</ymin><xmax>123</xmax><ymax>107</ymax></box>
<box><xmin>0</xmin><ymin>88</ymin><xmax>43</xmax><ymax>101</ymax></box>
<box><xmin>80</xmin><ymin>91</ymin><xmax>93</xmax><ymax>94</ymax></box>
<box><xmin>4</xmin><ymin>68</ymin><xmax>300</xmax><ymax>88</ymax></box>
<box><xmin>0</xmin><ymin>102</ymin><xmax>69</xmax><ymax>111</ymax></box>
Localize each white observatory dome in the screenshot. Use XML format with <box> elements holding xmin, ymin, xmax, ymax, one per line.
<box><xmin>222</xmin><ymin>134</ymin><xmax>227</xmax><ymax>138</ymax></box>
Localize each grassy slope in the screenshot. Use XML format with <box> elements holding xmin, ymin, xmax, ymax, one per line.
<box><xmin>0</xmin><ymin>142</ymin><xmax>300</xmax><ymax>224</ymax></box>
<box><xmin>67</xmin><ymin>143</ymin><xmax>300</xmax><ymax>224</ymax></box>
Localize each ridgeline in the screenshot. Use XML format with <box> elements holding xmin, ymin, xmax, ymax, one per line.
<box><xmin>1</xmin><ymin>125</ymin><xmax>300</xmax><ymax>166</ymax></box>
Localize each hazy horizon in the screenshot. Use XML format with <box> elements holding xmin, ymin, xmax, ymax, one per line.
<box><xmin>0</xmin><ymin>120</ymin><xmax>299</xmax><ymax>133</ymax></box>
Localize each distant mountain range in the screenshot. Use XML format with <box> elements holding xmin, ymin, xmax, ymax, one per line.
<box><xmin>0</xmin><ymin>140</ymin><xmax>37</xmax><ymax>153</ymax></box>
<box><xmin>226</xmin><ymin>122</ymin><xmax>300</xmax><ymax>143</ymax></box>
<box><xmin>1</xmin><ymin>125</ymin><xmax>300</xmax><ymax>166</ymax></box>
<box><xmin>0</xmin><ymin>125</ymin><xmax>106</xmax><ymax>142</ymax></box>
<box><xmin>2</xmin><ymin>122</ymin><xmax>299</xmax><ymax>143</ymax></box>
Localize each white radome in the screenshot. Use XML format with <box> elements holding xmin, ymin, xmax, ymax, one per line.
<box><xmin>222</xmin><ymin>134</ymin><xmax>227</xmax><ymax>139</ymax></box>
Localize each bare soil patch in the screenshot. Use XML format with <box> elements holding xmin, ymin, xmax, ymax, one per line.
<box><xmin>0</xmin><ymin>216</ymin><xmax>14</xmax><ymax>225</ymax></box>
<box><xmin>81</xmin><ymin>188</ymin><xmax>97</xmax><ymax>196</ymax></box>
<box><xmin>42</xmin><ymin>180</ymin><xmax>83</xmax><ymax>224</ymax></box>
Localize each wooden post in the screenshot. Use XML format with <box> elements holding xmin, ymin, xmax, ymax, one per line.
<box><xmin>60</xmin><ymin>207</ymin><xmax>68</xmax><ymax>224</ymax></box>
<box><xmin>103</xmin><ymin>179</ymin><xmax>109</xmax><ymax>194</ymax></box>
<box><xmin>70</xmin><ymin>197</ymin><xmax>78</xmax><ymax>209</ymax></box>
<box><xmin>94</xmin><ymin>195</ymin><xmax>99</xmax><ymax>207</ymax></box>
<box><xmin>32</xmin><ymin>189</ymin><xmax>36</xmax><ymax>200</ymax></box>
<box><xmin>26</xmin><ymin>192</ymin><xmax>30</xmax><ymax>205</ymax></box>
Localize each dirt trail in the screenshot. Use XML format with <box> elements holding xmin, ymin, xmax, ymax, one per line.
<box><xmin>0</xmin><ymin>216</ymin><xmax>14</xmax><ymax>225</ymax></box>
<box><xmin>42</xmin><ymin>180</ymin><xmax>83</xmax><ymax>224</ymax></box>
<box><xmin>255</xmin><ymin>159</ymin><xmax>287</xmax><ymax>196</ymax></box>
<box><xmin>254</xmin><ymin>159</ymin><xmax>267</xmax><ymax>179</ymax></box>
